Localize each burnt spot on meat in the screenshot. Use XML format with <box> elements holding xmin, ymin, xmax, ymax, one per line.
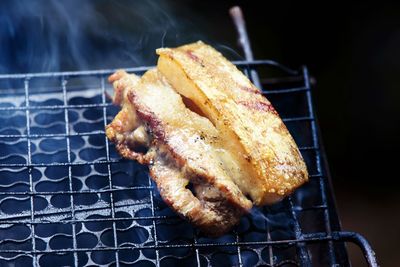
<box><xmin>128</xmin><ymin>143</ymin><xmax>146</xmax><ymax>156</ymax></box>
<box><xmin>127</xmin><ymin>90</ymin><xmax>167</xmax><ymax>142</ymax></box>
<box><xmin>137</xmin><ymin>109</ymin><xmax>166</xmax><ymax>141</ymax></box>
<box><xmin>186</xmin><ymin>181</ymin><xmax>196</xmax><ymax>195</ymax></box>
<box><xmin>186</xmin><ymin>50</ymin><xmax>200</xmax><ymax>62</ymax></box>
<box><xmin>126</xmin><ymin>88</ymin><xmax>135</xmax><ymax>104</ymax></box>
<box><xmin>244</xmin><ymin>154</ymin><xmax>252</xmax><ymax>162</ymax></box>
<box><xmin>237</xmin><ymin>100</ymin><xmax>278</xmax><ymax>115</ymax></box>
<box><xmin>186</xmin><ymin>50</ymin><xmax>205</xmax><ymax>67</ymax></box>
<box><xmin>239</xmin><ymin>85</ymin><xmax>262</xmax><ymax>95</ymax></box>
<box><xmin>124</xmin><ymin>127</ymin><xmax>150</xmax><ymax>154</ymax></box>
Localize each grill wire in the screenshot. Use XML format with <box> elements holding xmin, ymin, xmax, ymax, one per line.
<box><xmin>0</xmin><ymin>61</ymin><xmax>377</xmax><ymax>266</ymax></box>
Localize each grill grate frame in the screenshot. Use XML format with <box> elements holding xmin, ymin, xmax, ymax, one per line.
<box><xmin>0</xmin><ymin>60</ymin><xmax>377</xmax><ymax>266</ymax></box>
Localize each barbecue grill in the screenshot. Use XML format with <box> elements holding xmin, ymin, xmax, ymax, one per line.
<box><xmin>0</xmin><ymin>7</ymin><xmax>378</xmax><ymax>267</ymax></box>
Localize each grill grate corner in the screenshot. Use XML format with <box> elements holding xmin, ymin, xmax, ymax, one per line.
<box><xmin>0</xmin><ymin>61</ymin><xmax>377</xmax><ymax>266</ymax></box>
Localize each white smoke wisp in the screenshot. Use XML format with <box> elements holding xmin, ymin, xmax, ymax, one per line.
<box><xmin>0</xmin><ymin>0</ymin><xmax>196</xmax><ymax>74</ymax></box>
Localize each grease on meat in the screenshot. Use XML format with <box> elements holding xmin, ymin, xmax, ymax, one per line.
<box><xmin>106</xmin><ymin>41</ymin><xmax>309</xmax><ymax>236</ymax></box>
<box><xmin>157</xmin><ymin>41</ymin><xmax>308</xmax><ymax>205</ymax></box>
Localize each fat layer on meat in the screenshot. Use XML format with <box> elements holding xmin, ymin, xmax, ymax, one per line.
<box><xmin>157</xmin><ymin>41</ymin><xmax>308</xmax><ymax>205</ymax></box>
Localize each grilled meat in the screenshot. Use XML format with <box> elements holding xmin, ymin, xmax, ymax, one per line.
<box><xmin>106</xmin><ymin>69</ymin><xmax>252</xmax><ymax>236</ymax></box>
<box><xmin>157</xmin><ymin>41</ymin><xmax>308</xmax><ymax>205</ymax></box>
<box><xmin>106</xmin><ymin>41</ymin><xmax>308</xmax><ymax>236</ymax></box>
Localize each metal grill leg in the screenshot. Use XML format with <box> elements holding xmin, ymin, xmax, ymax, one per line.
<box><xmin>303</xmin><ymin>66</ymin><xmax>337</xmax><ymax>265</ymax></box>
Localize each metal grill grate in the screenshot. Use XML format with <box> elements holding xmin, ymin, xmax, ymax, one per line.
<box><xmin>0</xmin><ymin>61</ymin><xmax>377</xmax><ymax>266</ymax></box>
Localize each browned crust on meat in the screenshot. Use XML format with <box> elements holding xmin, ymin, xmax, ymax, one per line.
<box><xmin>156</xmin><ymin>42</ymin><xmax>309</xmax><ymax>205</ymax></box>
<box><xmin>105</xmin><ymin>69</ymin><xmax>252</xmax><ymax>236</ymax></box>
<box><xmin>127</xmin><ymin>86</ymin><xmax>251</xmax><ymax>212</ymax></box>
<box><xmin>149</xmin><ymin>149</ymin><xmax>245</xmax><ymax>236</ymax></box>
<box><xmin>239</xmin><ymin>85</ymin><xmax>262</xmax><ymax>95</ymax></box>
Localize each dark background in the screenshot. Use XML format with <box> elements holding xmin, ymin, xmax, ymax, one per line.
<box><xmin>1</xmin><ymin>1</ymin><xmax>399</xmax><ymax>266</ymax></box>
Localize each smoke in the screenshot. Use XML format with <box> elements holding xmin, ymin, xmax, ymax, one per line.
<box><xmin>0</xmin><ymin>0</ymin><xmax>216</xmax><ymax>74</ymax></box>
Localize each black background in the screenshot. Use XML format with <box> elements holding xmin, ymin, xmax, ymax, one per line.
<box><xmin>1</xmin><ymin>1</ymin><xmax>399</xmax><ymax>265</ymax></box>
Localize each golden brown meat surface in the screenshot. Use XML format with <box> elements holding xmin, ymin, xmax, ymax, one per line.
<box><xmin>106</xmin><ymin>42</ymin><xmax>309</xmax><ymax>236</ymax></box>
<box><xmin>106</xmin><ymin>69</ymin><xmax>252</xmax><ymax>236</ymax></box>
<box><xmin>157</xmin><ymin>41</ymin><xmax>308</xmax><ymax>205</ymax></box>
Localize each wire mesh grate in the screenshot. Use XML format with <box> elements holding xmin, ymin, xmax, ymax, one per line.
<box><xmin>0</xmin><ymin>61</ymin><xmax>377</xmax><ymax>266</ymax></box>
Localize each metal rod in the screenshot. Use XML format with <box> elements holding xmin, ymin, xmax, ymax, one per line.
<box><xmin>229</xmin><ymin>6</ymin><xmax>255</xmax><ymax>62</ymax></box>
<box><xmin>24</xmin><ymin>78</ymin><xmax>38</xmax><ymax>267</ymax></box>
<box><xmin>0</xmin><ymin>231</ymin><xmax>378</xmax><ymax>254</ymax></box>
<box><xmin>333</xmin><ymin>231</ymin><xmax>379</xmax><ymax>267</ymax></box>
<box><xmin>101</xmin><ymin>75</ymin><xmax>120</xmax><ymax>267</ymax></box>
<box><xmin>148</xmin><ymin>178</ymin><xmax>160</xmax><ymax>267</ymax></box>
<box><xmin>0</xmin><ymin>84</ymin><xmax>309</xmax><ymax>112</ymax></box>
<box><xmin>61</xmin><ymin>76</ymin><xmax>79</xmax><ymax>267</ymax></box>
<box><xmin>288</xmin><ymin>196</ymin><xmax>312</xmax><ymax>267</ymax></box>
<box><xmin>303</xmin><ymin>65</ymin><xmax>337</xmax><ymax>265</ymax></box>
<box><xmin>229</xmin><ymin>6</ymin><xmax>262</xmax><ymax>89</ymax></box>
<box><xmin>0</xmin><ymin>60</ymin><xmax>297</xmax><ymax>80</ymax></box>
